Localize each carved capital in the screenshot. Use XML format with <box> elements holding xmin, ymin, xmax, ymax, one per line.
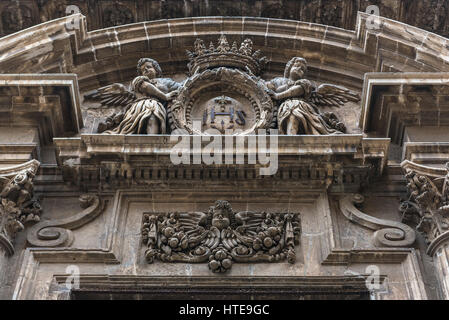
<box><xmin>0</xmin><ymin>160</ymin><xmax>41</xmax><ymax>256</ymax></box>
<box><xmin>400</xmin><ymin>161</ymin><xmax>449</xmax><ymax>254</ymax></box>
<box><xmin>141</xmin><ymin>200</ymin><xmax>301</xmax><ymax>273</ymax></box>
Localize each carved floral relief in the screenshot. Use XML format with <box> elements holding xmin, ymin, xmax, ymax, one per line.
<box><xmin>141</xmin><ymin>200</ymin><xmax>301</xmax><ymax>273</ymax></box>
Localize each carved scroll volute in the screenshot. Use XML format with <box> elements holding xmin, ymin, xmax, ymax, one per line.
<box><xmin>339</xmin><ymin>194</ymin><xmax>416</xmax><ymax>248</ymax></box>
<box><xmin>27</xmin><ymin>194</ymin><xmax>105</xmax><ymax>248</ymax></box>
<box><xmin>0</xmin><ymin>160</ymin><xmax>41</xmax><ymax>256</ymax></box>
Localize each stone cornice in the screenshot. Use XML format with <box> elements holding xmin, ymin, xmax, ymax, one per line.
<box><xmin>1</xmin><ymin>13</ymin><xmax>449</xmax><ymax>92</ymax></box>
<box><xmin>52</xmin><ymin>134</ymin><xmax>389</xmax><ymax>192</ymax></box>
<box><xmin>54</xmin><ymin>134</ymin><xmax>389</xmax><ymax>168</ymax></box>
<box><xmin>0</xmin><ymin>144</ymin><xmax>38</xmax><ymax>167</ymax></box>
<box><xmin>403</xmin><ymin>143</ymin><xmax>449</xmax><ymax>166</ymax></box>
<box><xmin>401</xmin><ymin>160</ymin><xmax>446</xmax><ymax>178</ymax></box>
<box><xmin>55</xmin><ymin>134</ymin><xmax>388</xmax><ymax>157</ymax></box>
<box><xmin>0</xmin><ymin>74</ymin><xmax>83</xmax><ymax>152</ymax></box>
<box><xmin>360</xmin><ymin>72</ymin><xmax>449</xmax><ymax>135</ymax></box>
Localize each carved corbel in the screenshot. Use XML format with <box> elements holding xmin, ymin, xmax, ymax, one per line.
<box><xmin>339</xmin><ymin>194</ymin><xmax>416</xmax><ymax>247</ymax></box>
<box><xmin>0</xmin><ymin>160</ymin><xmax>41</xmax><ymax>256</ymax></box>
<box><xmin>27</xmin><ymin>194</ymin><xmax>105</xmax><ymax>248</ymax></box>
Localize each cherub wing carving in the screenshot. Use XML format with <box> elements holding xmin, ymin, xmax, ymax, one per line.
<box><xmin>231</xmin><ymin>211</ymin><xmax>300</xmax><ymax>263</ymax></box>
<box><xmin>309</xmin><ymin>83</ymin><xmax>360</xmax><ymax>108</ymax></box>
<box><xmin>177</xmin><ymin>211</ymin><xmax>209</xmax><ymax>242</ymax></box>
<box><xmin>142</xmin><ymin>211</ymin><xmax>213</xmax><ymax>263</ymax></box>
<box><xmin>84</xmin><ymin>83</ymin><xmax>137</xmax><ymax>107</ymax></box>
<box><xmin>142</xmin><ymin>204</ymin><xmax>302</xmax><ymax>273</ymax></box>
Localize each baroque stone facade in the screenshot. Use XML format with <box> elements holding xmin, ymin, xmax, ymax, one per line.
<box><xmin>0</xmin><ymin>4</ymin><xmax>449</xmax><ymax>301</ymax></box>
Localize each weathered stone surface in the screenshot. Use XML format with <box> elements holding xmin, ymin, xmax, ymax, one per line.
<box><xmin>2</xmin><ymin>0</ymin><xmax>449</xmax><ymax>40</ymax></box>
<box><xmin>1</xmin><ymin>4</ymin><xmax>449</xmax><ymax>301</ymax></box>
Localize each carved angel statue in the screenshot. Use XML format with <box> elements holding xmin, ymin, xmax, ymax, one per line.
<box><xmin>141</xmin><ymin>200</ymin><xmax>301</xmax><ymax>273</ymax></box>
<box><xmin>266</xmin><ymin>57</ymin><xmax>360</xmax><ymax>135</ymax></box>
<box><xmin>85</xmin><ymin>58</ymin><xmax>181</xmax><ymax>134</ymax></box>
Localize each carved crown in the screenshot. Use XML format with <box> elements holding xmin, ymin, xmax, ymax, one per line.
<box><xmin>186</xmin><ymin>35</ymin><xmax>268</xmax><ymax>76</ymax></box>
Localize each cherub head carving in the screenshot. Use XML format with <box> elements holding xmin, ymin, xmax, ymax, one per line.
<box><xmin>137</xmin><ymin>58</ymin><xmax>162</xmax><ymax>79</ymax></box>
<box><xmin>209</xmin><ymin>200</ymin><xmax>234</xmax><ymax>230</ymax></box>
<box><xmin>284</xmin><ymin>57</ymin><xmax>307</xmax><ymax>80</ymax></box>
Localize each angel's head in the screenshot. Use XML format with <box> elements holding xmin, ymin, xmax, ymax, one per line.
<box><xmin>137</xmin><ymin>58</ymin><xmax>162</xmax><ymax>79</ymax></box>
<box><xmin>210</xmin><ymin>200</ymin><xmax>233</xmax><ymax>230</ymax></box>
<box><xmin>284</xmin><ymin>57</ymin><xmax>307</xmax><ymax>81</ymax></box>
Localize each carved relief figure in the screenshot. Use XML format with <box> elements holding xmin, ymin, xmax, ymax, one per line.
<box><xmin>266</xmin><ymin>57</ymin><xmax>359</xmax><ymax>135</ymax></box>
<box><xmin>141</xmin><ymin>200</ymin><xmax>301</xmax><ymax>273</ymax></box>
<box><xmin>85</xmin><ymin>58</ymin><xmax>181</xmax><ymax>134</ymax></box>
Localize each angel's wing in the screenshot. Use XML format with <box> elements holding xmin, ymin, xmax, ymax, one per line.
<box><xmin>84</xmin><ymin>83</ymin><xmax>137</xmax><ymax>107</ymax></box>
<box><xmin>178</xmin><ymin>211</ymin><xmax>208</xmax><ymax>236</ymax></box>
<box><xmin>234</xmin><ymin>211</ymin><xmax>266</xmax><ymax>236</ymax></box>
<box><xmin>309</xmin><ymin>84</ymin><xmax>360</xmax><ymax>108</ymax></box>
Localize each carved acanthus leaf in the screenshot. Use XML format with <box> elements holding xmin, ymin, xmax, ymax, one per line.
<box><xmin>400</xmin><ymin>161</ymin><xmax>449</xmax><ymax>253</ymax></box>
<box><xmin>0</xmin><ymin>160</ymin><xmax>41</xmax><ymax>256</ymax></box>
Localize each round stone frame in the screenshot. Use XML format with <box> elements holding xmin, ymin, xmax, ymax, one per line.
<box><xmin>169</xmin><ymin>67</ymin><xmax>274</xmax><ymax>135</ymax></box>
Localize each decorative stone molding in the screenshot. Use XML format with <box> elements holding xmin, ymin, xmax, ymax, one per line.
<box><xmin>52</xmin><ymin>275</ymin><xmax>384</xmax><ymax>300</ymax></box>
<box><xmin>0</xmin><ymin>144</ymin><xmax>38</xmax><ymax>167</ymax></box>
<box><xmin>141</xmin><ymin>200</ymin><xmax>300</xmax><ymax>273</ymax></box>
<box><xmin>402</xmin><ymin>143</ymin><xmax>449</xmax><ymax>167</ymax></box>
<box><xmin>339</xmin><ymin>194</ymin><xmax>415</xmax><ymax>248</ymax></box>
<box><xmin>0</xmin><ymin>74</ymin><xmax>83</xmax><ymax>142</ymax></box>
<box><xmin>170</xmin><ymin>65</ymin><xmax>273</xmax><ymax>135</ymax></box>
<box><xmin>0</xmin><ymin>160</ymin><xmax>41</xmax><ymax>256</ymax></box>
<box><xmin>2</xmin><ymin>14</ymin><xmax>449</xmax><ymax>93</ymax></box>
<box><xmin>27</xmin><ymin>194</ymin><xmax>105</xmax><ymax>248</ymax></box>
<box><xmin>400</xmin><ymin>160</ymin><xmax>449</xmax><ymax>254</ymax></box>
<box><xmin>53</xmin><ymin>134</ymin><xmax>389</xmax><ymax>192</ymax></box>
<box><xmin>360</xmin><ymin>73</ymin><xmax>449</xmax><ymax>146</ymax></box>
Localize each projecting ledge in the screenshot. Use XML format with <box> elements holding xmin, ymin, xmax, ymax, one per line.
<box><xmin>54</xmin><ymin>134</ymin><xmax>387</xmax><ymax>156</ymax></box>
